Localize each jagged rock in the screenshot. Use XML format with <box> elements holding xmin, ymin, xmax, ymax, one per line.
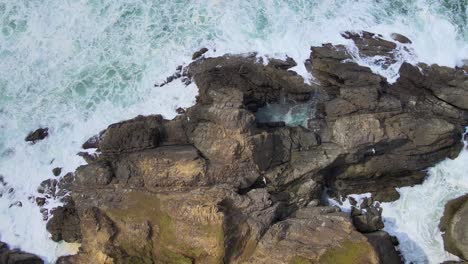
<box><xmin>46</xmin><ymin>199</ymin><xmax>81</xmax><ymax>243</ymax></box>
<box><xmin>35</xmin><ymin>197</ymin><xmax>46</xmax><ymax>207</ymax></box>
<box><xmin>25</xmin><ymin>128</ymin><xmax>48</xmax><ymax>143</ymax></box>
<box><xmin>192</xmin><ymin>47</ymin><xmax>208</xmax><ymax>60</ymax></box>
<box><xmin>59</xmin><ymin>33</ymin><xmax>468</xmax><ymax>263</ymax></box>
<box><xmin>75</xmin><ymin>162</ymin><xmax>113</xmax><ymax>186</ymax></box>
<box><xmin>0</xmin><ymin>241</ymin><xmax>43</xmax><ymax>264</ymax></box>
<box><xmin>267</xmin><ymin>56</ymin><xmax>297</xmax><ymax>70</ymax></box>
<box><xmin>245</xmin><ymin>206</ymin><xmax>380</xmax><ymax>263</ymax></box>
<box><xmin>82</xmin><ymin>132</ymin><xmax>103</xmax><ymax>149</ymax></box>
<box><xmin>77</xmin><ymin>151</ymin><xmax>98</xmax><ymax>163</ymax></box>
<box><xmin>391</xmin><ymin>33</ymin><xmax>412</xmax><ymax>44</ymax></box>
<box><xmin>364</xmin><ymin>231</ymin><xmax>402</xmax><ymax>264</ymax></box>
<box><xmin>350</xmin><ymin>198</ymin><xmax>384</xmax><ymax>233</ymax></box>
<box><xmin>176</xmin><ymin>107</ymin><xmax>186</xmax><ymax>114</ymax></box>
<box><xmin>52</xmin><ymin>167</ymin><xmax>62</xmax><ymax>177</ymax></box>
<box><xmin>440</xmin><ymin>194</ymin><xmax>468</xmax><ymax>260</ymax></box>
<box><xmin>37</xmin><ymin>179</ymin><xmax>57</xmax><ymax>197</ymax></box>
<box><xmin>310</xmin><ymin>36</ymin><xmax>466</xmax><ymax>199</ymax></box>
<box><xmin>99</xmin><ymin>115</ymin><xmax>163</xmax><ymax>154</ymax></box>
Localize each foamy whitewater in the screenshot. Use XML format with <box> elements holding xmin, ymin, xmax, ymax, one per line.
<box><xmin>0</xmin><ymin>0</ymin><xmax>466</xmax><ymax>263</ymax></box>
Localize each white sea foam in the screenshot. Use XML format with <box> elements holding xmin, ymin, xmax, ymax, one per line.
<box><xmin>381</xmin><ymin>141</ymin><xmax>468</xmax><ymax>264</ymax></box>
<box><xmin>0</xmin><ymin>0</ymin><xmax>466</xmax><ymax>263</ymax></box>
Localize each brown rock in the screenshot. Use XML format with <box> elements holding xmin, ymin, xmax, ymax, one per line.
<box><xmin>440</xmin><ymin>194</ymin><xmax>468</xmax><ymax>260</ymax></box>
<box><xmin>0</xmin><ymin>241</ymin><xmax>43</xmax><ymax>264</ymax></box>
<box><xmin>364</xmin><ymin>231</ymin><xmax>402</xmax><ymax>264</ymax></box>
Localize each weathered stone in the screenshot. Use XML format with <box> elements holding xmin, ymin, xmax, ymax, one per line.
<box><xmin>0</xmin><ymin>241</ymin><xmax>43</xmax><ymax>264</ymax></box>
<box><xmin>440</xmin><ymin>194</ymin><xmax>468</xmax><ymax>260</ymax></box>
<box><xmin>245</xmin><ymin>206</ymin><xmax>380</xmax><ymax>264</ymax></box>
<box><xmin>59</xmin><ymin>35</ymin><xmax>468</xmax><ymax>263</ymax></box>
<box><xmin>75</xmin><ymin>162</ymin><xmax>113</xmax><ymax>186</ymax></box>
<box><xmin>99</xmin><ymin>115</ymin><xmax>163</xmax><ymax>154</ymax></box>
<box><xmin>364</xmin><ymin>231</ymin><xmax>402</xmax><ymax>264</ymax></box>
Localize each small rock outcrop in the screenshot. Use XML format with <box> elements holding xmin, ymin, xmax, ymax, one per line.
<box><xmin>25</xmin><ymin>128</ymin><xmax>48</xmax><ymax>143</ymax></box>
<box><xmin>351</xmin><ymin>198</ymin><xmax>384</xmax><ymax>233</ymax></box>
<box><xmin>364</xmin><ymin>231</ymin><xmax>402</xmax><ymax>264</ymax></box>
<box><xmin>0</xmin><ymin>241</ymin><xmax>43</xmax><ymax>264</ymax></box>
<box><xmin>440</xmin><ymin>194</ymin><xmax>468</xmax><ymax>261</ymax></box>
<box><xmin>52</xmin><ymin>31</ymin><xmax>467</xmax><ymax>263</ymax></box>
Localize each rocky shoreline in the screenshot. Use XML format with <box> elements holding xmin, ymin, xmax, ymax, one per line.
<box><xmin>16</xmin><ymin>31</ymin><xmax>468</xmax><ymax>263</ymax></box>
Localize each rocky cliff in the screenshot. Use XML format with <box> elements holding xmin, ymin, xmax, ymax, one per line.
<box><xmin>46</xmin><ymin>31</ymin><xmax>468</xmax><ymax>264</ymax></box>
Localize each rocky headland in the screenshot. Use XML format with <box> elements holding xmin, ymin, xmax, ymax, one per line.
<box><xmin>26</xmin><ymin>31</ymin><xmax>468</xmax><ymax>263</ymax></box>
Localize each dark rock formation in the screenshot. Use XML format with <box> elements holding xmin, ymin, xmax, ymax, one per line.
<box><xmin>0</xmin><ymin>241</ymin><xmax>43</xmax><ymax>264</ymax></box>
<box><xmin>310</xmin><ymin>34</ymin><xmax>466</xmax><ymax>199</ymax></box>
<box><xmin>364</xmin><ymin>231</ymin><xmax>402</xmax><ymax>264</ymax></box>
<box><xmin>53</xmin><ymin>32</ymin><xmax>467</xmax><ymax>263</ymax></box>
<box><xmin>440</xmin><ymin>194</ymin><xmax>468</xmax><ymax>261</ymax></box>
<box><xmin>52</xmin><ymin>167</ymin><xmax>62</xmax><ymax>177</ymax></box>
<box><xmin>25</xmin><ymin>128</ymin><xmax>48</xmax><ymax>143</ymax></box>
<box><xmin>192</xmin><ymin>47</ymin><xmax>209</xmax><ymax>60</ymax></box>
<box><xmin>351</xmin><ymin>198</ymin><xmax>384</xmax><ymax>233</ymax></box>
<box><xmin>46</xmin><ymin>200</ymin><xmax>81</xmax><ymax>243</ymax></box>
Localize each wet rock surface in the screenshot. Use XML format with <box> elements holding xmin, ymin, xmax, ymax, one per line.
<box><xmin>351</xmin><ymin>198</ymin><xmax>384</xmax><ymax>233</ymax></box>
<box><xmin>0</xmin><ymin>241</ymin><xmax>43</xmax><ymax>264</ymax></box>
<box><xmin>25</xmin><ymin>128</ymin><xmax>48</xmax><ymax>143</ymax></box>
<box><xmin>53</xmin><ymin>32</ymin><xmax>467</xmax><ymax>263</ymax></box>
<box><xmin>440</xmin><ymin>194</ymin><xmax>468</xmax><ymax>261</ymax></box>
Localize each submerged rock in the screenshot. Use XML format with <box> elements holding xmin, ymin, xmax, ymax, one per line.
<box><xmin>440</xmin><ymin>194</ymin><xmax>468</xmax><ymax>261</ymax></box>
<box><xmin>25</xmin><ymin>128</ymin><xmax>48</xmax><ymax>143</ymax></box>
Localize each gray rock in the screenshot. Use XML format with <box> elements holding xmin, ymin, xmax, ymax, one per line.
<box><xmin>25</xmin><ymin>128</ymin><xmax>48</xmax><ymax>143</ymax></box>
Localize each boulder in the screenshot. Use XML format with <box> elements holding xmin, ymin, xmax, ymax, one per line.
<box><xmin>440</xmin><ymin>194</ymin><xmax>468</xmax><ymax>260</ymax></box>
<box><xmin>245</xmin><ymin>206</ymin><xmax>380</xmax><ymax>264</ymax></box>
<box><xmin>25</xmin><ymin>128</ymin><xmax>48</xmax><ymax>143</ymax></box>
<box><xmin>0</xmin><ymin>241</ymin><xmax>43</xmax><ymax>264</ymax></box>
<box><xmin>192</xmin><ymin>47</ymin><xmax>209</xmax><ymax>60</ymax></box>
<box><xmin>46</xmin><ymin>199</ymin><xmax>81</xmax><ymax>243</ymax></box>
<box><xmin>364</xmin><ymin>231</ymin><xmax>402</xmax><ymax>264</ymax></box>
<box><xmin>351</xmin><ymin>199</ymin><xmax>384</xmax><ymax>233</ymax></box>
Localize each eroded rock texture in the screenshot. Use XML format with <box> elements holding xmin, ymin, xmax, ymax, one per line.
<box><xmin>440</xmin><ymin>194</ymin><xmax>468</xmax><ymax>261</ymax></box>
<box><xmin>0</xmin><ymin>241</ymin><xmax>43</xmax><ymax>264</ymax></box>
<box><xmin>54</xmin><ymin>31</ymin><xmax>467</xmax><ymax>264</ymax></box>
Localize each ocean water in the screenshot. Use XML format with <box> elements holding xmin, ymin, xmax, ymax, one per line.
<box><xmin>0</xmin><ymin>0</ymin><xmax>466</xmax><ymax>263</ymax></box>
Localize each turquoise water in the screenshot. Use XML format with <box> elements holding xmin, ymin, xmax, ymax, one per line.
<box><xmin>0</xmin><ymin>0</ymin><xmax>467</xmax><ymax>263</ymax></box>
